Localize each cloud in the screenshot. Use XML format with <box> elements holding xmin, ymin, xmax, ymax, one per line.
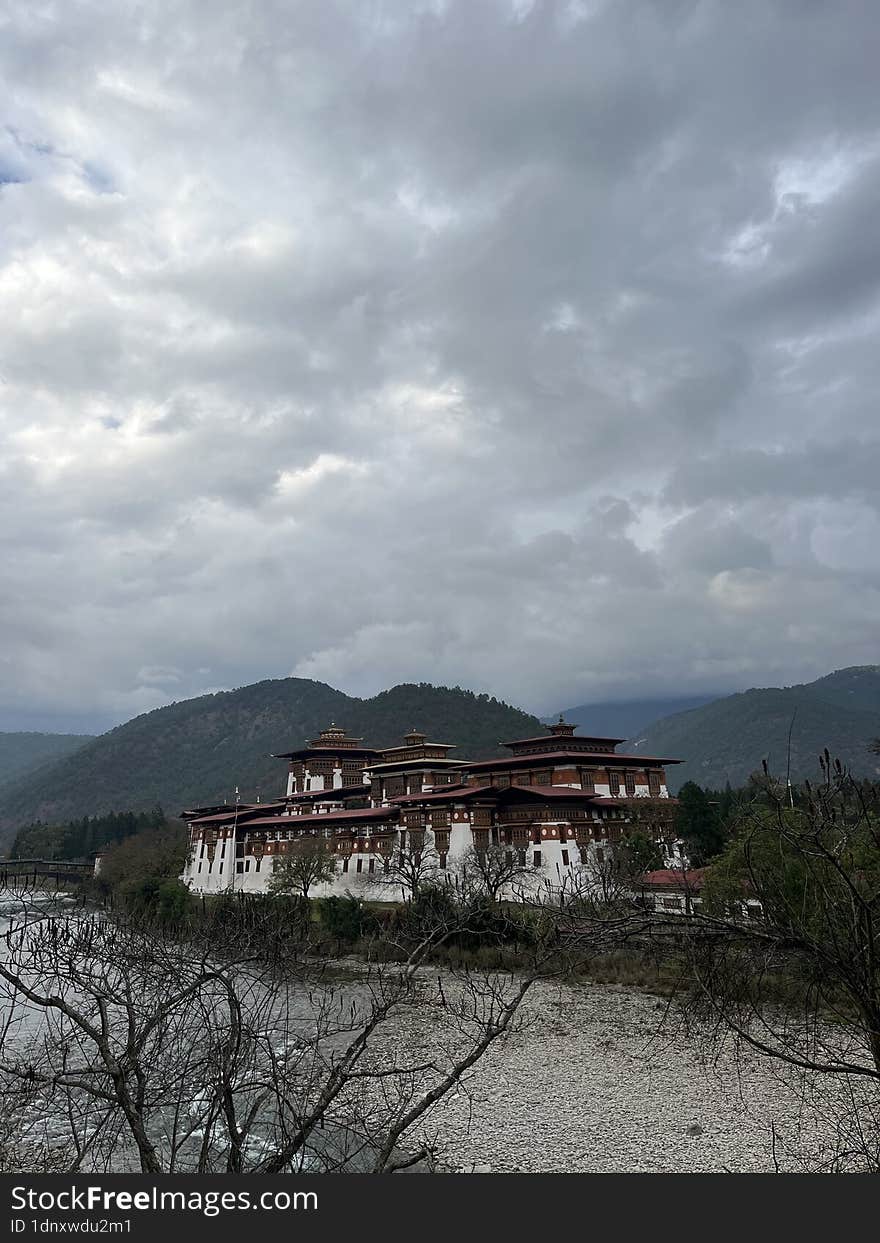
<box><xmin>0</xmin><ymin>0</ymin><xmax>878</xmax><ymax>727</ymax></box>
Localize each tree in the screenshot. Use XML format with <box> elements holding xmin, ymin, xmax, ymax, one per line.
<box><xmin>382</xmin><ymin>841</ymin><xmax>436</xmax><ymax>902</ymax></box>
<box><xmin>677</xmin><ymin>758</ymin><xmax>880</xmax><ymax>1170</ymax></box>
<box><xmin>0</xmin><ymin>889</ymin><xmax>554</xmax><ymax>1174</ymax></box>
<box><xmin>267</xmin><ymin>837</ymin><xmax>337</xmax><ymax>900</ymax></box>
<box><xmin>675</xmin><ymin>781</ymin><xmax>725</xmax><ymax>864</ymax></box>
<box><xmin>453</xmin><ymin>844</ymin><xmax>537</xmax><ymax>903</ymax></box>
<box><xmin>618</xmin><ymin>829</ymin><xmax>663</xmax><ymax>879</ymax></box>
<box><xmin>97</xmin><ymin>822</ymin><xmax>187</xmax><ymax>895</ymax></box>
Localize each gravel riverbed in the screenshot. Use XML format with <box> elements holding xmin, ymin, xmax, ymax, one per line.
<box><xmin>371</xmin><ymin>977</ymin><xmax>846</xmax><ymax>1173</ymax></box>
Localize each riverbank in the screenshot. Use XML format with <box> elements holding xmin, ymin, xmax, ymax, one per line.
<box><xmin>366</xmin><ymin>976</ymin><xmax>847</xmax><ymax>1172</ymax></box>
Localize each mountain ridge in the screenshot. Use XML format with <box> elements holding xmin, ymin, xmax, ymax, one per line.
<box><xmin>0</xmin><ymin>732</ymin><xmax>95</xmax><ymax>788</ymax></box>
<box><xmin>625</xmin><ymin>666</ymin><xmax>880</xmax><ymax>791</ymax></box>
<box><xmin>546</xmin><ymin>696</ymin><xmax>719</xmax><ymax>739</ymax></box>
<box><xmin>0</xmin><ymin>679</ymin><xmax>543</xmax><ymax>844</ymax></box>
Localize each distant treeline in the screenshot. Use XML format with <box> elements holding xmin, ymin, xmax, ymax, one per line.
<box><xmin>9</xmin><ymin>806</ymin><xmax>170</xmax><ymax>861</ymax></box>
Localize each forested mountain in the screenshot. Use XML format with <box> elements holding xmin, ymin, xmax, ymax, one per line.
<box><xmin>0</xmin><ymin>732</ymin><xmax>94</xmax><ymax>786</ymax></box>
<box><xmin>625</xmin><ymin>666</ymin><xmax>880</xmax><ymax>792</ymax></box>
<box><xmin>547</xmin><ymin>696</ymin><xmax>717</xmax><ymax>739</ymax></box>
<box><xmin>0</xmin><ymin>680</ymin><xmax>542</xmax><ymax>844</ymax></box>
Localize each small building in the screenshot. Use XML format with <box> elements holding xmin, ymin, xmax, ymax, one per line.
<box><xmin>637</xmin><ymin>867</ymin><xmax>707</xmax><ymax>915</ymax></box>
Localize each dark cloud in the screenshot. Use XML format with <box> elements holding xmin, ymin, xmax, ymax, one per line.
<box><xmin>0</xmin><ymin>0</ymin><xmax>878</xmax><ymax>726</ymax></box>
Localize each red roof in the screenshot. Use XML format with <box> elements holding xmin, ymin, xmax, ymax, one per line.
<box><xmin>242</xmin><ymin>807</ymin><xmax>399</xmax><ymax>829</ymax></box>
<box><xmin>271</xmin><ymin>746</ymin><xmax>381</xmax><ymax>760</ymax></box>
<box><xmin>639</xmin><ymin>868</ymin><xmax>708</xmax><ymax>890</ymax></box>
<box><xmin>286</xmin><ymin>786</ymin><xmax>369</xmax><ymax>802</ymax></box>
<box><xmin>188</xmin><ymin>806</ymin><xmax>270</xmax><ymax>825</ymax></box>
<box><xmin>391</xmin><ymin>785</ymin><xmax>495</xmax><ymax>803</ymax></box>
<box><xmin>367</xmin><ymin>757</ymin><xmax>464</xmax><ymax>770</ymax></box>
<box><xmin>466</xmin><ymin>750</ymin><xmax>681</xmax><ymax>770</ymax></box>
<box><xmin>591</xmin><ymin>796</ymin><xmax>679</xmax><ymax>806</ymax></box>
<box><xmin>498</xmin><ymin>784</ymin><xmax>598</xmax><ymax>800</ymax></box>
<box><xmin>500</xmin><ymin>734</ymin><xmax>627</xmax><ymax>749</ymax></box>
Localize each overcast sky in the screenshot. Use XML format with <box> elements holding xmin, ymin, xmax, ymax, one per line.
<box><xmin>1</xmin><ymin>0</ymin><xmax>879</xmax><ymax>733</ymax></box>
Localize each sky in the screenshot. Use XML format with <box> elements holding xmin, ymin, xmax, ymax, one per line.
<box><xmin>1</xmin><ymin>0</ymin><xmax>879</xmax><ymax>735</ymax></box>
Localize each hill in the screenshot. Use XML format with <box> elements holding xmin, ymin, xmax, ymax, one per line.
<box><xmin>546</xmin><ymin>696</ymin><xmax>717</xmax><ymax>739</ymax></box>
<box><xmin>625</xmin><ymin>666</ymin><xmax>880</xmax><ymax>792</ymax></box>
<box><xmin>0</xmin><ymin>679</ymin><xmax>542</xmax><ymax>844</ymax></box>
<box><xmin>0</xmin><ymin>732</ymin><xmax>94</xmax><ymax>787</ymax></box>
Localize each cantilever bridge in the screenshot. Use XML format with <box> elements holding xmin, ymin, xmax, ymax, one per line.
<box><xmin>0</xmin><ymin>858</ymin><xmax>92</xmax><ymax>889</ymax></box>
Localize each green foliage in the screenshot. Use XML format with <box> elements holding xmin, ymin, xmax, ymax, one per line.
<box><xmin>675</xmin><ymin>782</ymin><xmax>726</xmax><ymax>864</ymax></box>
<box><xmin>96</xmin><ymin>822</ymin><xmax>187</xmax><ymax>895</ymax></box>
<box><xmin>700</xmin><ymin>781</ymin><xmax>880</xmax><ymax>929</ymax></box>
<box><xmin>626</xmin><ymin>665</ymin><xmax>880</xmax><ymax>792</ymax></box>
<box><xmin>315</xmin><ymin>895</ymin><xmax>371</xmax><ymax>943</ymax></box>
<box><xmin>0</xmin><ymin>678</ymin><xmax>544</xmax><ymax>844</ymax></box>
<box><xmin>619</xmin><ymin>829</ymin><xmax>663</xmax><ymax>876</ymax></box>
<box><xmin>403</xmin><ymin>883</ymin><xmax>460</xmax><ymax>931</ymax></box>
<box><xmin>10</xmin><ymin>806</ymin><xmax>169</xmax><ymax>861</ymax></box>
<box><xmin>117</xmin><ymin>876</ymin><xmax>193</xmax><ymax>926</ymax></box>
<box><xmin>267</xmin><ymin>839</ymin><xmax>337</xmax><ymax>898</ymax></box>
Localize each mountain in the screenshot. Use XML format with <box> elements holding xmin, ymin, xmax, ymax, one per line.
<box><xmin>546</xmin><ymin>696</ymin><xmax>718</xmax><ymax>739</ymax></box>
<box><xmin>0</xmin><ymin>679</ymin><xmax>543</xmax><ymax>844</ymax></box>
<box><xmin>625</xmin><ymin>666</ymin><xmax>880</xmax><ymax>792</ymax></box>
<box><xmin>0</xmin><ymin>732</ymin><xmax>94</xmax><ymax>787</ymax></box>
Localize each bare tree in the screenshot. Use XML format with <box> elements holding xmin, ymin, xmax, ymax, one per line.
<box><xmin>451</xmin><ymin>844</ymin><xmax>537</xmax><ymax>903</ymax></box>
<box><xmin>381</xmin><ymin>841</ymin><xmax>435</xmax><ymax>903</ymax></box>
<box><xmin>0</xmin><ymin>889</ymin><xmax>559</xmax><ymax>1174</ymax></box>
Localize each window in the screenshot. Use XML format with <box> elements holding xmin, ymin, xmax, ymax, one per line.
<box><xmin>580</xmin><ymin>770</ymin><xmax>595</xmax><ymax>794</ymax></box>
<box><xmin>624</xmin><ymin>772</ymin><xmax>636</xmax><ymax>796</ymax></box>
<box><xmin>595</xmin><ymin>848</ymin><xmax>605</xmax><ymax>864</ymax></box>
<box><xmin>356</xmin><ymin>858</ymin><xmax>363</xmax><ymax>873</ymax></box>
<box><xmin>517</xmin><ymin>849</ymin><xmax>526</xmax><ymax>866</ymax></box>
<box><xmin>368</xmin><ymin>857</ymin><xmax>375</xmax><ymax>873</ymax></box>
<box><xmin>236</xmin><ymin>862</ymin><xmax>244</xmax><ymax>874</ymax></box>
<box><xmin>533</xmin><ymin>850</ymin><xmax>542</xmax><ymax>867</ymax></box>
<box><xmin>342</xmin><ymin>857</ymin><xmax>349</xmax><ymax>874</ymax></box>
<box><xmin>560</xmin><ymin>849</ymin><xmax>569</xmax><ymax>866</ymax></box>
<box><xmin>439</xmin><ymin>852</ymin><xmax>447</xmax><ymax>870</ymax></box>
<box><xmin>648</xmin><ymin>772</ymin><xmax>661</xmax><ymax>797</ymax></box>
<box><xmin>608</xmin><ymin>773</ymin><xmax>621</xmax><ymax>796</ymax></box>
<box><xmin>383</xmin><ymin>857</ymin><xmax>390</xmax><ymax>874</ymax></box>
